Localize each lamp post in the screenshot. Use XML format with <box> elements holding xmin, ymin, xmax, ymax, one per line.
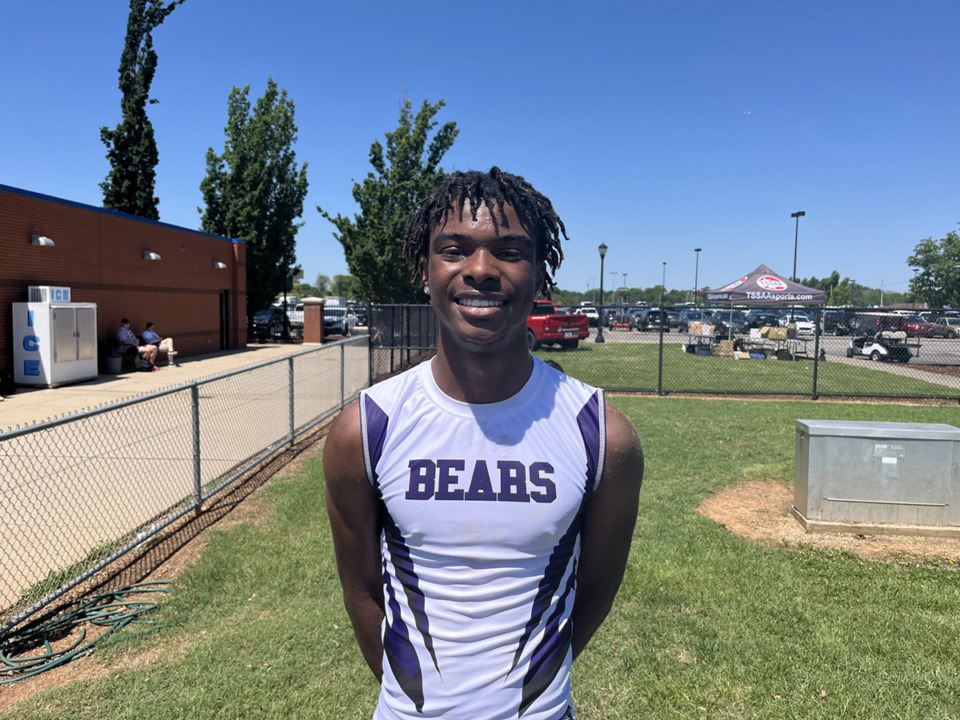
<box><xmin>660</xmin><ymin>262</ymin><xmax>667</xmax><ymax>306</ymax></box>
<box><xmin>596</xmin><ymin>244</ymin><xmax>608</xmax><ymax>343</ymax></box>
<box><xmin>622</xmin><ymin>273</ymin><xmax>628</xmax><ymax>305</ymax></box>
<box><xmin>791</xmin><ymin>211</ymin><xmax>806</xmax><ymax>283</ymax></box>
<box><xmin>693</xmin><ymin>248</ymin><xmax>702</xmax><ymax>307</ymax></box>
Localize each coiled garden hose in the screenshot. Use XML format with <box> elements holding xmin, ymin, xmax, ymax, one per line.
<box><xmin>0</xmin><ymin>581</ymin><xmax>173</xmax><ymax>685</ymax></box>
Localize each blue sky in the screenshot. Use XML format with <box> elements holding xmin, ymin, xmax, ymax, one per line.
<box><xmin>3</xmin><ymin>0</ymin><xmax>958</xmax><ymax>298</ymax></box>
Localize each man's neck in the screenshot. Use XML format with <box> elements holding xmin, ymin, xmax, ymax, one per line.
<box><xmin>430</xmin><ymin>339</ymin><xmax>533</xmax><ymax>404</ymax></box>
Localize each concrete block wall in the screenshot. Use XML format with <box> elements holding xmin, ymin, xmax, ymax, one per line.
<box><xmin>1</xmin><ymin>184</ymin><xmax>246</xmax><ymax>375</ymax></box>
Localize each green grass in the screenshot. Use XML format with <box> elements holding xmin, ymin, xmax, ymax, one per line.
<box><xmin>4</xmin><ymin>399</ymin><xmax>960</xmax><ymax>719</ymax></box>
<box><xmin>534</xmin><ymin>342</ymin><xmax>959</xmax><ymax>398</ymax></box>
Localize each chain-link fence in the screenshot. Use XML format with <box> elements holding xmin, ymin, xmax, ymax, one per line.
<box><xmin>369</xmin><ymin>304</ymin><xmax>437</xmax><ymax>382</ymax></box>
<box><xmin>5</xmin><ymin>301</ymin><xmax>954</xmax><ymax>635</ymax></box>
<box><xmin>0</xmin><ymin>337</ymin><xmax>369</xmax><ymax>636</ymax></box>
<box><xmin>532</xmin><ymin>305</ymin><xmax>960</xmax><ymax>401</ymax></box>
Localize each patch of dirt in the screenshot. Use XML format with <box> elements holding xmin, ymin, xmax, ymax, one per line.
<box><xmin>0</xmin><ymin>431</ymin><xmax>328</xmax><ymax>713</ymax></box>
<box><xmin>911</xmin><ymin>363</ymin><xmax>960</xmax><ymax>379</ymax></box>
<box><xmin>698</xmin><ymin>480</ymin><xmax>960</xmax><ymax>562</ymax></box>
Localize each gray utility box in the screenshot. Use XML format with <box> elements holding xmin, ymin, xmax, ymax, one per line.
<box><xmin>794</xmin><ymin>420</ymin><xmax>960</xmax><ymax>537</ymax></box>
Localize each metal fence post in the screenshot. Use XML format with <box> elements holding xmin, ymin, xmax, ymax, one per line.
<box><xmin>287</xmin><ymin>356</ymin><xmax>296</xmax><ymax>447</ymax></box>
<box><xmin>340</xmin><ymin>342</ymin><xmax>345</xmax><ymax>409</ymax></box>
<box><xmin>812</xmin><ymin>315</ymin><xmax>822</xmax><ymax>400</ymax></box>
<box><xmin>191</xmin><ymin>384</ymin><xmax>202</xmax><ymax>514</ymax></box>
<box><xmin>368</xmin><ymin>319</ymin><xmax>374</xmax><ymax>388</ymax></box>
<box><xmin>657</xmin><ymin>314</ymin><xmax>666</xmax><ymax>395</ymax></box>
<box><xmin>390</xmin><ymin>305</ymin><xmax>397</xmax><ymax>375</ymax></box>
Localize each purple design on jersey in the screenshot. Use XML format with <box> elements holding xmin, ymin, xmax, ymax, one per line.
<box><xmin>363</xmin><ymin>394</ymin><xmax>389</xmax><ymax>485</ymax></box>
<box><xmin>518</xmin><ymin>561</ymin><xmax>578</xmax><ymax>716</ymax></box>
<box><xmin>576</xmin><ymin>391</ymin><xmax>602</xmax><ymax>493</ymax></box>
<box><xmin>382</xmin><ymin>563</ymin><xmax>425</xmax><ymax>712</ymax></box>
<box><xmin>510</xmin><ymin>391</ymin><xmax>602</xmax><ymax>712</ymax></box>
<box><xmin>383</xmin><ymin>513</ymin><xmax>441</xmax><ymax>676</ymax></box>
<box><xmin>510</xmin><ymin>513</ymin><xmax>580</xmax><ymax>671</ymax></box>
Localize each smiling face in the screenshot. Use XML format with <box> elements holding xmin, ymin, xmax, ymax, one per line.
<box><xmin>422</xmin><ymin>201</ymin><xmax>545</xmax><ymax>355</ymax></box>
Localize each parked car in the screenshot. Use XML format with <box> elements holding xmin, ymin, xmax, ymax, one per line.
<box><xmin>665</xmin><ymin>309</ymin><xmax>681</xmax><ymax>330</ymax></box>
<box><xmin>744</xmin><ymin>310</ymin><xmax>781</xmax><ymax>330</ymax></box>
<box><xmin>822</xmin><ymin>308</ymin><xmax>857</xmax><ymax>335</ymax></box>
<box><xmin>903</xmin><ymin>314</ymin><xmax>935</xmax><ymax>337</ymax></box>
<box><xmin>710</xmin><ymin>309</ymin><xmax>748</xmax><ymax>339</ymax></box>
<box><xmin>526</xmin><ymin>300</ymin><xmax>589</xmax><ymax>350</ymax></box>
<box><xmin>604</xmin><ymin>306</ymin><xmax>642</xmax><ymax>328</ymax></box>
<box><xmin>848</xmin><ymin>312</ymin><xmax>906</xmax><ymax>337</ymax></box>
<box><xmin>287</xmin><ymin>302</ymin><xmax>304</xmax><ymax>327</ymax></box>
<box><xmin>250</xmin><ymin>306</ymin><xmax>287</xmax><ymax>343</ymax></box>
<box><xmin>573</xmin><ymin>306</ymin><xmax>600</xmax><ymax>327</ymax></box>
<box><xmin>324</xmin><ymin>307</ymin><xmax>358</xmax><ymax>337</ymax></box>
<box><xmin>931</xmin><ymin>317</ymin><xmax>960</xmax><ymax>338</ymax></box>
<box><xmin>778</xmin><ymin>308</ymin><xmax>818</xmax><ymax>335</ymax></box>
<box><xmin>634</xmin><ymin>308</ymin><xmax>671</xmax><ymax>332</ymax></box>
<box><xmin>779</xmin><ymin>310</ymin><xmax>817</xmax><ymax>336</ymax></box>
<box><xmin>846</xmin><ymin>331</ymin><xmax>913</xmax><ymax>363</ymax></box>
<box><xmin>677</xmin><ymin>308</ymin><xmax>710</xmax><ymax>333</ymax></box>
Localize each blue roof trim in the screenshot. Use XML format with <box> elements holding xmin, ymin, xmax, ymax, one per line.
<box><xmin>0</xmin><ymin>183</ymin><xmax>244</xmax><ymax>245</ymax></box>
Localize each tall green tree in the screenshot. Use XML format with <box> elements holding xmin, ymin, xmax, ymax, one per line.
<box><xmin>100</xmin><ymin>0</ymin><xmax>184</xmax><ymax>219</ymax></box>
<box><xmin>908</xmin><ymin>227</ymin><xmax>960</xmax><ymax>308</ymax></box>
<box><xmin>318</xmin><ymin>98</ymin><xmax>459</xmax><ymax>302</ymax></box>
<box><xmin>314</xmin><ymin>274</ymin><xmax>331</xmax><ymax>294</ymax></box>
<box><xmin>330</xmin><ymin>274</ymin><xmax>356</xmax><ymax>298</ymax></box>
<box><xmin>200</xmin><ymin>79</ymin><xmax>309</xmax><ymax>317</ymax></box>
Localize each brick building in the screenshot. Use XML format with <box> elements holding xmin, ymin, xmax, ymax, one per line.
<box><xmin>1</xmin><ymin>184</ymin><xmax>246</xmax><ymax>380</ymax></box>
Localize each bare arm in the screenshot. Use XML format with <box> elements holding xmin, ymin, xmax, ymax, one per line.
<box><xmin>323</xmin><ymin>399</ymin><xmax>386</xmax><ymax>680</ymax></box>
<box><xmin>572</xmin><ymin>399</ymin><xmax>643</xmax><ymax>660</ymax></box>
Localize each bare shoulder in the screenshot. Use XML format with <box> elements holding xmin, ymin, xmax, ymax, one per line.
<box><xmin>603</xmin><ymin>398</ymin><xmax>644</xmax><ymax>488</ymax></box>
<box><xmin>322</xmin><ymin>398</ymin><xmax>365</xmax><ymax>485</ymax></box>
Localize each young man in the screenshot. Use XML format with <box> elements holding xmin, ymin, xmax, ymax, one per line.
<box><xmin>324</xmin><ymin>168</ymin><xmax>643</xmax><ymax>720</ymax></box>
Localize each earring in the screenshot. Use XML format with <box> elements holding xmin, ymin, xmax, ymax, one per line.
<box><xmin>423</xmin><ymin>285</ymin><xmax>431</xmax><ymax>295</ymax></box>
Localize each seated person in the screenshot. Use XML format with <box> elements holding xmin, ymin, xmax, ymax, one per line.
<box><xmin>117</xmin><ymin>318</ymin><xmax>158</xmax><ymax>365</ymax></box>
<box><xmin>141</xmin><ymin>322</ymin><xmax>178</xmax><ymax>363</ymax></box>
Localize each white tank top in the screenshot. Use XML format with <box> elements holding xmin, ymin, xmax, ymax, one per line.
<box><xmin>359</xmin><ymin>357</ymin><xmax>605</xmax><ymax>720</ymax></box>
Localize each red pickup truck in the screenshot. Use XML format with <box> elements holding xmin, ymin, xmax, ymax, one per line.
<box><xmin>526</xmin><ymin>300</ymin><xmax>590</xmax><ymax>350</ymax></box>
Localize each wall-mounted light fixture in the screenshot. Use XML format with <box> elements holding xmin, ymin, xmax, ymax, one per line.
<box><xmin>143</xmin><ymin>251</ymin><xmax>162</xmax><ymax>261</ymax></box>
<box><xmin>30</xmin><ymin>234</ymin><xmax>56</xmax><ymax>247</ymax></box>
<box><xmin>213</xmin><ymin>260</ymin><xmax>228</xmax><ymax>269</ymax></box>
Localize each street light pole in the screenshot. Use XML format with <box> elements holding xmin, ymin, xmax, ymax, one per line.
<box><xmin>622</xmin><ymin>273</ymin><xmax>628</xmax><ymax>305</ymax></box>
<box><xmin>791</xmin><ymin>211</ymin><xmax>806</xmax><ymax>283</ymax></box>
<box><xmin>660</xmin><ymin>262</ymin><xmax>666</xmax><ymax>306</ymax></box>
<box><xmin>596</xmin><ymin>244</ymin><xmax>608</xmax><ymax>343</ymax></box>
<box><xmin>693</xmin><ymin>248</ymin><xmax>702</xmax><ymax>307</ymax></box>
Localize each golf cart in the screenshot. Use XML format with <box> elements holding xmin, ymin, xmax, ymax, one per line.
<box><xmin>846</xmin><ymin>330</ymin><xmax>913</xmax><ymax>363</ymax></box>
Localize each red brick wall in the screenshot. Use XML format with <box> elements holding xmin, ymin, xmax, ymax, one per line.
<box><xmin>1</xmin><ymin>185</ymin><xmax>247</xmax><ymax>373</ymax></box>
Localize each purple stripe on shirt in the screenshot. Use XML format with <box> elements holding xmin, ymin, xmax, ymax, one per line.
<box><xmin>576</xmin><ymin>391</ymin><xmax>602</xmax><ymax>494</ymax></box>
<box><xmin>363</xmin><ymin>394</ymin><xmax>389</xmax><ymax>485</ymax></box>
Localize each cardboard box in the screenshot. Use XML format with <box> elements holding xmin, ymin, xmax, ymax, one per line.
<box><xmin>764</xmin><ymin>326</ymin><xmax>788</xmax><ymax>340</ymax></box>
<box><xmin>689</xmin><ymin>321</ymin><xmax>714</xmax><ymax>337</ymax></box>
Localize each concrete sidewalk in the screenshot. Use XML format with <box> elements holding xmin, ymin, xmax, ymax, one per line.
<box><xmin>0</xmin><ymin>344</ymin><xmax>315</xmax><ymax>432</ymax></box>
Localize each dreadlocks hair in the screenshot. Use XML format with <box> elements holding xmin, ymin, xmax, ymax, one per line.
<box><xmin>402</xmin><ymin>167</ymin><xmax>569</xmax><ymax>296</ymax></box>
